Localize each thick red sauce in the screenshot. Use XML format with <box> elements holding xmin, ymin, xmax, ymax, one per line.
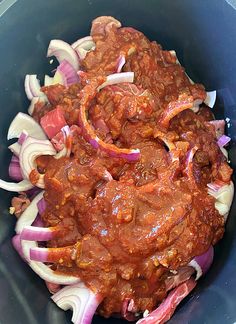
<box><xmin>34</xmin><ymin>17</ymin><xmax>232</xmax><ymax>317</ymax></box>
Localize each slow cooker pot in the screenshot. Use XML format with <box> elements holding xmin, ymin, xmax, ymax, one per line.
<box><xmin>0</xmin><ymin>0</ymin><xmax>235</xmax><ymax>323</ymax></box>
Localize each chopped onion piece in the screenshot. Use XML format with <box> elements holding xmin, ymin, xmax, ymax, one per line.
<box><xmin>117</xmin><ymin>55</ymin><xmax>126</xmax><ymax>73</ymax></box>
<box><xmin>54</xmin><ymin>126</ymin><xmax>72</xmax><ymax>159</ymax></box>
<box><xmin>28</xmin><ymin>97</ymin><xmax>40</xmax><ymax>115</ymax></box>
<box><xmin>47</xmin><ymin>39</ymin><xmax>79</xmax><ymax>70</ymax></box>
<box><xmin>19</xmin><ymin>137</ymin><xmax>56</xmax><ymax>188</ymax></box>
<box><xmin>71</xmin><ymin>36</ymin><xmax>95</xmax><ymax>51</ymax></box>
<box><xmin>79</xmin><ymin>75</ymin><xmax>140</xmax><ymax>161</ymax></box>
<box><xmin>20</xmin><ymin>226</ymin><xmax>60</xmax><ymax>241</ymax></box>
<box><xmin>44</xmin><ymin>75</ymin><xmax>54</xmax><ymax>86</ymax></box>
<box><xmin>15</xmin><ymin>191</ymin><xmax>44</xmax><ymax>234</ymax></box>
<box><xmin>37</xmin><ymin>197</ymin><xmax>46</xmax><ymax>215</ymax></box>
<box><xmin>12</xmin><ymin>235</ymin><xmax>25</xmax><ymax>261</ymax></box>
<box><xmin>0</xmin><ymin>179</ymin><xmax>33</xmax><ymax>192</ymax></box>
<box><xmin>220</xmin><ymin>147</ymin><xmax>229</xmax><ymax>160</ymax></box>
<box><xmin>204</xmin><ymin>91</ymin><xmax>216</xmax><ymax>108</ymax></box>
<box><xmin>208</xmin><ymin>181</ymin><xmax>234</xmax><ymax>220</ymax></box>
<box><xmin>21</xmin><ymin>240</ymin><xmax>80</xmax><ymax>285</ymax></box>
<box><xmin>217</xmin><ymin>135</ymin><xmax>231</xmax><ymax>147</ymax></box>
<box><xmin>7</xmin><ymin>112</ymin><xmax>47</xmax><ymax>140</ymax></box>
<box><xmin>188</xmin><ymin>246</ymin><xmax>214</xmax><ymax>280</ymax></box>
<box><xmin>98</xmin><ymin>72</ymin><xmax>134</xmax><ymax>91</ymax></box>
<box><xmin>24</xmin><ymin>75</ymin><xmax>46</xmax><ymax>100</ymax></box>
<box><xmin>9</xmin><ymin>155</ymin><xmax>23</xmax><ymax>181</ymax></box>
<box><xmin>55</xmin><ymin>60</ymin><xmax>79</xmax><ymax>86</ymax></box>
<box><xmin>8</xmin><ymin>142</ymin><xmax>21</xmax><ymax>156</ymax></box>
<box><xmin>52</xmin><ymin>282</ymin><xmax>102</xmax><ymax>324</ymax></box>
<box><xmin>72</xmin><ymin>36</ymin><xmax>95</xmax><ymax>60</ymax></box>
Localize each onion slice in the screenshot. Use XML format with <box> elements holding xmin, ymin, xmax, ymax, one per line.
<box><xmin>98</xmin><ymin>72</ymin><xmax>134</xmax><ymax>91</ymax></box>
<box><xmin>79</xmin><ymin>75</ymin><xmax>140</xmax><ymax>161</ymax></box>
<box><xmin>208</xmin><ymin>181</ymin><xmax>234</xmax><ymax>220</ymax></box>
<box><xmin>204</xmin><ymin>91</ymin><xmax>216</xmax><ymax>108</ymax></box>
<box><xmin>188</xmin><ymin>246</ymin><xmax>214</xmax><ymax>280</ymax></box>
<box><xmin>8</xmin><ymin>142</ymin><xmax>21</xmax><ymax>156</ymax></box>
<box><xmin>19</xmin><ymin>137</ymin><xmax>56</xmax><ymax>188</ymax></box>
<box><xmin>47</xmin><ymin>39</ymin><xmax>79</xmax><ymax>70</ymax></box>
<box><xmin>20</xmin><ymin>226</ymin><xmax>61</xmax><ymax>241</ymax></box>
<box><xmin>9</xmin><ymin>155</ymin><xmax>23</xmax><ymax>181</ymax></box>
<box><xmin>24</xmin><ymin>75</ymin><xmax>47</xmax><ymax>101</ymax></box>
<box><xmin>55</xmin><ymin>60</ymin><xmax>80</xmax><ymax>86</ymax></box>
<box><xmin>52</xmin><ymin>282</ymin><xmax>102</xmax><ymax>324</ymax></box>
<box><xmin>217</xmin><ymin>134</ymin><xmax>231</xmax><ymax>147</ymax></box>
<box><xmin>7</xmin><ymin>113</ymin><xmax>47</xmax><ymax>140</ymax></box>
<box><xmin>15</xmin><ymin>191</ymin><xmax>44</xmax><ymax>234</ymax></box>
<box><xmin>12</xmin><ymin>235</ymin><xmax>26</xmax><ymax>261</ymax></box>
<box><xmin>160</xmin><ymin>94</ymin><xmax>193</xmax><ymax>128</ymax></box>
<box><xmin>0</xmin><ymin>179</ymin><xmax>33</xmax><ymax>192</ymax></box>
<box><xmin>72</xmin><ymin>36</ymin><xmax>95</xmax><ymax>60</ymax></box>
<box><xmin>21</xmin><ymin>240</ymin><xmax>80</xmax><ymax>285</ymax></box>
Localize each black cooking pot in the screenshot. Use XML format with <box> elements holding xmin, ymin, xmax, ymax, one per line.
<box><xmin>0</xmin><ymin>0</ymin><xmax>235</xmax><ymax>323</ymax></box>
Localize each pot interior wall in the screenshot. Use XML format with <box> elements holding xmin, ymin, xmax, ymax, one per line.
<box><xmin>0</xmin><ymin>0</ymin><xmax>235</xmax><ymax>323</ymax></box>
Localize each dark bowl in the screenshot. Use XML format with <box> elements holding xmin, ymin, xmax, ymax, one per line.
<box><xmin>0</xmin><ymin>0</ymin><xmax>236</xmax><ymax>323</ymax></box>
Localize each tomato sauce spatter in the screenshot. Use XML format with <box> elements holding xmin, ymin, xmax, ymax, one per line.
<box><xmin>35</xmin><ymin>17</ymin><xmax>232</xmax><ymax>318</ymax></box>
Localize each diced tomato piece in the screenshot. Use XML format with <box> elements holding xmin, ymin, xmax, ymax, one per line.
<box><xmin>40</xmin><ymin>107</ymin><xmax>67</xmax><ymax>139</ymax></box>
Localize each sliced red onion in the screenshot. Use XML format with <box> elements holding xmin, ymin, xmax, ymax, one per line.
<box><xmin>217</xmin><ymin>134</ymin><xmax>231</xmax><ymax>147</ymax></box>
<box><xmin>207</xmin><ymin>180</ymin><xmax>226</xmax><ymax>192</ymax></box>
<box><xmin>117</xmin><ymin>55</ymin><xmax>126</xmax><ymax>73</ymax></box>
<box><xmin>160</xmin><ymin>94</ymin><xmax>193</xmax><ymax>128</ymax></box>
<box><xmin>47</xmin><ymin>39</ymin><xmax>79</xmax><ymax>71</ymax></box>
<box><xmin>52</xmin><ymin>282</ymin><xmax>102</xmax><ymax>324</ymax></box>
<box><xmin>137</xmin><ymin>278</ymin><xmax>197</xmax><ymax>324</ymax></box>
<box><xmin>15</xmin><ymin>191</ymin><xmax>44</xmax><ymax>234</ymax></box>
<box><xmin>208</xmin><ymin>181</ymin><xmax>234</xmax><ymax>220</ymax></box>
<box><xmin>30</xmin><ymin>246</ymin><xmax>73</xmax><ymax>264</ymax></box>
<box><xmin>54</xmin><ymin>126</ymin><xmax>72</xmax><ymax>159</ymax></box>
<box><xmin>37</xmin><ymin>197</ymin><xmax>46</xmax><ymax>215</ymax></box>
<box><xmin>204</xmin><ymin>91</ymin><xmax>216</xmax><ymax>108</ymax></box>
<box><xmin>18</xmin><ymin>131</ymin><xmax>28</xmax><ymax>145</ymax></box>
<box><xmin>8</xmin><ymin>142</ymin><xmax>21</xmax><ymax>156</ymax></box>
<box><xmin>72</xmin><ymin>36</ymin><xmax>95</xmax><ymax>60</ymax></box>
<box><xmin>19</xmin><ymin>137</ymin><xmax>56</xmax><ymax>188</ymax></box>
<box><xmin>24</xmin><ymin>74</ymin><xmax>46</xmax><ymax>100</ymax></box>
<box><xmin>28</xmin><ymin>97</ymin><xmax>41</xmax><ymax>115</ymax></box>
<box><xmin>71</xmin><ymin>36</ymin><xmax>95</xmax><ymax>50</ymax></box>
<box><xmin>32</xmin><ymin>214</ymin><xmax>44</xmax><ymax>227</ymax></box>
<box><xmin>44</xmin><ymin>75</ymin><xmax>54</xmax><ymax>86</ymax></box>
<box><xmin>8</xmin><ymin>131</ymin><xmax>28</xmax><ymax>157</ymax></box>
<box><xmin>12</xmin><ymin>234</ymin><xmax>26</xmax><ymax>261</ymax></box>
<box><xmin>220</xmin><ymin>147</ymin><xmax>229</xmax><ymax>160</ymax></box>
<box><xmin>21</xmin><ymin>240</ymin><xmax>80</xmax><ymax>285</ymax></box>
<box><xmin>20</xmin><ymin>226</ymin><xmax>60</xmax><ymax>241</ymax></box>
<box><xmin>0</xmin><ymin>179</ymin><xmax>33</xmax><ymax>192</ymax></box>
<box><xmin>79</xmin><ymin>75</ymin><xmax>140</xmax><ymax>161</ymax></box>
<box><xmin>183</xmin><ymin>146</ymin><xmax>198</xmax><ymax>180</ymax></box>
<box><xmin>98</xmin><ymin>72</ymin><xmax>134</xmax><ymax>91</ymax></box>
<box><xmin>188</xmin><ymin>246</ymin><xmax>214</xmax><ymax>280</ymax></box>
<box><xmin>7</xmin><ymin>112</ymin><xmax>47</xmax><ymax>140</ymax></box>
<box><xmin>9</xmin><ymin>155</ymin><xmax>23</xmax><ymax>181</ymax></box>
<box><xmin>55</xmin><ymin>60</ymin><xmax>80</xmax><ymax>86</ymax></box>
